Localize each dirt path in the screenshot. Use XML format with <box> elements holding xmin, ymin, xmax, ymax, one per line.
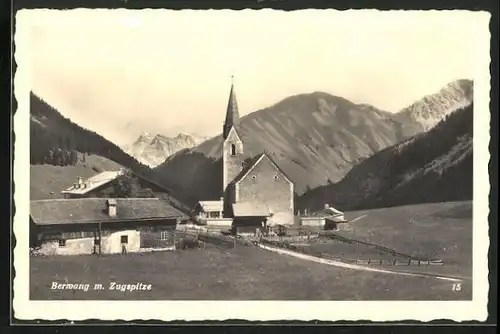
<box><xmin>258</xmin><ymin>244</ymin><xmax>466</xmax><ymax>282</ymax></box>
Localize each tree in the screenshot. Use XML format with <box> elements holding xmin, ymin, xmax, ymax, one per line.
<box><xmin>70</xmin><ymin>150</ymin><xmax>78</xmax><ymax>165</ymax></box>
<box><xmin>112</xmin><ymin>172</ymin><xmax>134</xmax><ymax>198</ymax></box>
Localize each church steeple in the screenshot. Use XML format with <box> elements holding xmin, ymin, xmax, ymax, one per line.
<box><xmin>223</xmin><ymin>76</ymin><xmax>240</xmax><ymax>140</ymax></box>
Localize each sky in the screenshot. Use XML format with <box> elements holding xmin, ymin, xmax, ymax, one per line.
<box><xmin>24</xmin><ymin>9</ymin><xmax>482</xmax><ymax>146</ymax></box>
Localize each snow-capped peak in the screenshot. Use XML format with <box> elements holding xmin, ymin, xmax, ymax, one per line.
<box><xmin>125</xmin><ymin>132</ymin><xmax>208</xmax><ymax>167</ymax></box>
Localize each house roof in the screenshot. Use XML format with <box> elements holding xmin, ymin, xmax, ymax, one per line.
<box><xmin>309</xmin><ymin>206</ymin><xmax>345</xmax><ymax>220</ymax></box>
<box><xmin>232</xmin><ymin>153</ymin><xmax>293</xmax><ymax>185</ymax></box>
<box><xmin>30</xmin><ymin>198</ymin><xmax>187</xmax><ymax>226</ymax></box>
<box><xmin>197</xmin><ymin>200</ymin><xmax>223</xmax><ymax>212</ymax></box>
<box><xmin>232</xmin><ymin>202</ymin><xmax>270</xmax><ymax>217</ymax></box>
<box><xmin>323</xmin><ymin>207</ymin><xmax>343</xmax><ymax>215</ymax></box>
<box><xmin>61</xmin><ymin>170</ymin><xmax>124</xmax><ymax>195</ymax></box>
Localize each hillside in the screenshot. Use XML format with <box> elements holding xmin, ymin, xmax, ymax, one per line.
<box><xmin>30</xmin><ymin>93</ymin><xmax>153</xmax><ymax>172</ymax></box>
<box><xmin>124</xmin><ymin>132</ymin><xmax>208</xmax><ymax>168</ymax></box>
<box><xmin>29</xmin><ymin>93</ymin><xmax>177</xmax><ymax>200</ymax></box>
<box><xmin>299</xmin><ymin>103</ymin><xmax>473</xmax><ymax>212</ymax></box>
<box><xmin>155</xmin><ymin>92</ymin><xmax>422</xmax><ymax>206</ymax></box>
<box><xmin>30</xmin><ymin>153</ymin><xmax>123</xmax><ymax>200</ymax></box>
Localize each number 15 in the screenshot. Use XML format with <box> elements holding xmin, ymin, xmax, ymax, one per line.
<box><xmin>452</xmin><ymin>283</ymin><xmax>462</xmax><ymax>291</ymax></box>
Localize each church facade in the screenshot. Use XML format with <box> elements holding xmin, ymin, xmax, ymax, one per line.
<box><xmin>220</xmin><ymin>81</ymin><xmax>295</xmax><ymax>227</ymax></box>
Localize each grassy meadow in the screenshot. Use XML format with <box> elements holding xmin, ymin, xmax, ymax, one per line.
<box><xmin>31</xmin><ymin>245</ymin><xmax>471</xmax><ymax>301</ymax></box>
<box><xmin>30</xmin><ymin>201</ymin><xmax>473</xmax><ymax>300</ymax></box>
<box><xmin>338</xmin><ymin>201</ymin><xmax>473</xmax><ymax>279</ymax></box>
<box><xmin>30</xmin><ymin>154</ymin><xmax>123</xmax><ymax>200</ymax></box>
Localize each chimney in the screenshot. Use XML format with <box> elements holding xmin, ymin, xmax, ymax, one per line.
<box><xmin>78</xmin><ymin>177</ymin><xmax>83</xmax><ymax>185</ymax></box>
<box><xmin>324</xmin><ymin>204</ymin><xmax>330</xmax><ymax>209</ymax></box>
<box><xmin>107</xmin><ymin>199</ymin><xmax>117</xmax><ymax>217</ymax></box>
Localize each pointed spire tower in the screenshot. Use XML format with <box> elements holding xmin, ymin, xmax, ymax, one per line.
<box><xmin>223</xmin><ymin>75</ymin><xmax>240</xmax><ymax>140</ymax></box>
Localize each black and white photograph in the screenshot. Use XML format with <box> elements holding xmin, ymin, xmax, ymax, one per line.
<box><xmin>13</xmin><ymin>8</ymin><xmax>491</xmax><ymax>321</ymax></box>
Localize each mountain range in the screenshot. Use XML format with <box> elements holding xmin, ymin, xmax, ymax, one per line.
<box><xmin>299</xmin><ymin>102</ymin><xmax>473</xmax><ymax>211</ymax></box>
<box><xmin>30</xmin><ymin>78</ymin><xmax>473</xmax><ymax>211</ymax></box>
<box><xmin>154</xmin><ymin>79</ymin><xmax>473</xmax><ymax>207</ymax></box>
<box><xmin>123</xmin><ymin>132</ymin><xmax>209</xmax><ymax>168</ymax></box>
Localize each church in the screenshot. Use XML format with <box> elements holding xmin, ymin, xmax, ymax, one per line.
<box><xmin>194</xmin><ymin>80</ymin><xmax>295</xmax><ymax>229</ymax></box>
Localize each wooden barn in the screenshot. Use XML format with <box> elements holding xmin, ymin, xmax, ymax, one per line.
<box><xmin>30</xmin><ymin>198</ymin><xmax>187</xmax><ymax>255</ymax></box>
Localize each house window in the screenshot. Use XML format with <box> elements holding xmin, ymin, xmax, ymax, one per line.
<box><xmin>120</xmin><ymin>235</ymin><xmax>128</xmax><ymax>244</ymax></box>
<box><xmin>58</xmin><ymin>239</ymin><xmax>66</xmax><ymax>247</ymax></box>
<box><xmin>231</xmin><ymin>144</ymin><xmax>236</xmax><ymax>156</ymax></box>
<box><xmin>160</xmin><ymin>231</ymin><xmax>169</xmax><ymax>241</ymax></box>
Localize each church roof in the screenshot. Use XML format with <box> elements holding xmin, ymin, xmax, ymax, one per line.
<box><xmin>223</xmin><ymin>81</ymin><xmax>240</xmax><ymax>139</ymax></box>
<box><xmin>232</xmin><ymin>154</ymin><xmax>264</xmax><ymax>184</ymax></box>
<box><xmin>232</xmin><ymin>153</ymin><xmax>293</xmax><ymax>185</ymax></box>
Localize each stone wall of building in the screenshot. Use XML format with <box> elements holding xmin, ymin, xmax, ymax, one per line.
<box><xmin>38</xmin><ymin>230</ymin><xmax>141</xmax><ymax>256</ymax></box>
<box><xmin>236</xmin><ymin>157</ymin><xmax>294</xmax><ymax>225</ymax></box>
<box><xmin>39</xmin><ymin>238</ymin><xmax>95</xmax><ymax>256</ymax></box>
<box><xmin>223</xmin><ymin>130</ymin><xmax>245</xmax><ymax>216</ymax></box>
<box><xmin>101</xmin><ymin>230</ymin><xmax>141</xmax><ymax>254</ymax></box>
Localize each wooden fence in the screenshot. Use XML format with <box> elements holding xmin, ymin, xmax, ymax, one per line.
<box><xmin>319</xmin><ymin>232</ymin><xmax>434</xmax><ymax>261</ymax></box>
<box><xmin>259</xmin><ymin>238</ymin><xmax>443</xmax><ymax>266</ymax></box>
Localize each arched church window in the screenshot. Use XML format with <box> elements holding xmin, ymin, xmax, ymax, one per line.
<box><xmin>231</xmin><ymin>144</ymin><xmax>236</xmax><ymax>156</ymax></box>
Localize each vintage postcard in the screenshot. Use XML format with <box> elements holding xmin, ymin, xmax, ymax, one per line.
<box><xmin>13</xmin><ymin>9</ymin><xmax>491</xmax><ymax>321</ymax></box>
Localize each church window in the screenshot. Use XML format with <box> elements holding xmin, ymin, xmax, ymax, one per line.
<box><xmin>231</xmin><ymin>144</ymin><xmax>236</xmax><ymax>156</ymax></box>
<box><xmin>273</xmin><ymin>175</ymin><xmax>279</xmax><ymax>180</ymax></box>
<box><xmin>251</xmin><ymin>175</ymin><xmax>257</xmax><ymax>180</ymax></box>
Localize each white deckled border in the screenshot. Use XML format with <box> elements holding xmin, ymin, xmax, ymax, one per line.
<box><xmin>13</xmin><ymin>9</ymin><xmax>491</xmax><ymax>321</ymax></box>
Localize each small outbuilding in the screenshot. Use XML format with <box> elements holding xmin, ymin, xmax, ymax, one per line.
<box><xmin>193</xmin><ymin>199</ymin><xmax>233</xmax><ymax>229</ymax></box>
<box><xmin>300</xmin><ymin>204</ymin><xmax>348</xmax><ymax>231</ymax></box>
